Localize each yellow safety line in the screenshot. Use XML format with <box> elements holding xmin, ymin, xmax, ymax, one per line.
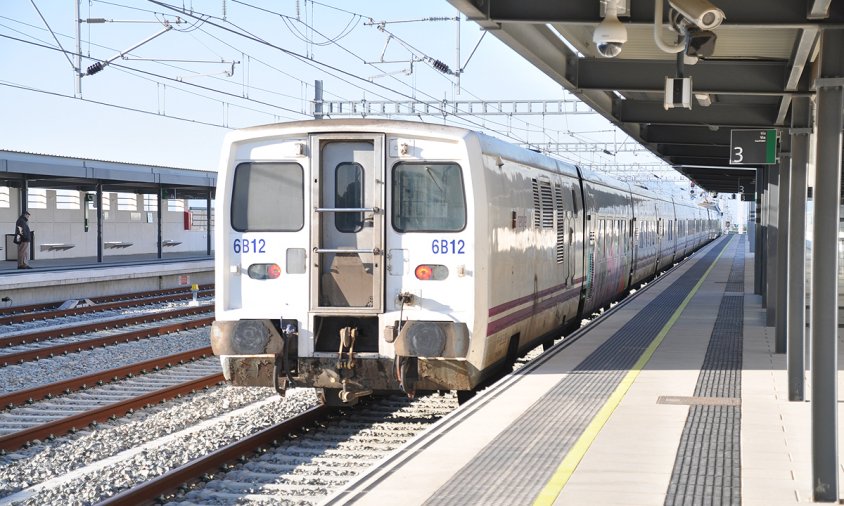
<box><xmin>533</xmin><ymin>237</ymin><xmax>733</xmax><ymax>506</ymax></box>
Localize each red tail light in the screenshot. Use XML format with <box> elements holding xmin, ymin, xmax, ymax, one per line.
<box><xmin>267</xmin><ymin>264</ymin><xmax>282</xmax><ymax>278</ymax></box>
<box><xmin>247</xmin><ymin>263</ymin><xmax>282</xmax><ymax>280</ymax></box>
<box><xmin>415</xmin><ymin>264</ymin><xmax>448</xmax><ymax>280</ymax></box>
<box><xmin>415</xmin><ymin>265</ymin><xmax>433</xmax><ymax>280</ymax></box>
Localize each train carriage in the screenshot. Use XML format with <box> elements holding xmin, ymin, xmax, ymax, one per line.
<box><xmin>578</xmin><ymin>169</ymin><xmax>634</xmax><ymax>316</ymax></box>
<box><xmin>629</xmin><ymin>184</ymin><xmax>662</xmax><ymax>288</ymax></box>
<box><xmin>210</xmin><ymin>119</ymin><xmax>718</xmax><ymax>405</ymax></box>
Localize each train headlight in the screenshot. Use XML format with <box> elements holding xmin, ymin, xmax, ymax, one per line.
<box><xmin>247</xmin><ymin>263</ymin><xmax>282</xmax><ymax>280</ymax></box>
<box><xmin>414</xmin><ymin>264</ymin><xmax>448</xmax><ymax>280</ymax></box>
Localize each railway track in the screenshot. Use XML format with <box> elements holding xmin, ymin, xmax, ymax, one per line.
<box><xmin>0</xmin><ymin>291</ymin><xmax>533</xmax><ymax>505</ymax></box>
<box><xmin>0</xmin><ymin>306</ymin><xmax>213</xmax><ymax>366</ymax></box>
<box><xmin>102</xmin><ymin>393</ymin><xmax>457</xmax><ymax>505</ymax></box>
<box><xmin>0</xmin><ymin>285</ymin><xmax>214</xmax><ymax>321</ymax></box>
<box><xmin>0</xmin><ymin>354</ymin><xmax>223</xmax><ymax>452</ymax></box>
<box><xmin>0</xmin><ymin>282</ymin><xmax>561</xmax><ymax>505</ymax></box>
<box><xmin>0</xmin><ymin>347</ymin><xmax>215</xmax><ymax>409</ymax></box>
<box><xmin>0</xmin><ymin>389</ymin><xmax>321</xmax><ymax>505</ymax></box>
<box><xmin>0</xmin><ymin>284</ymin><xmax>241</xmax><ymax>505</ymax></box>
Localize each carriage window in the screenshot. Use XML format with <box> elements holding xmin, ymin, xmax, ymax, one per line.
<box><xmin>392</xmin><ymin>162</ymin><xmax>466</xmax><ymax>232</ymax></box>
<box><xmin>231</xmin><ymin>162</ymin><xmax>304</xmax><ymax>232</ymax></box>
<box><xmin>335</xmin><ymin>162</ymin><xmax>364</xmax><ymax>233</ymax></box>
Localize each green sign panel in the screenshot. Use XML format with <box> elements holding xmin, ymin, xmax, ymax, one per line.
<box><xmin>729</xmin><ymin>129</ymin><xmax>778</xmax><ymax>165</ymax></box>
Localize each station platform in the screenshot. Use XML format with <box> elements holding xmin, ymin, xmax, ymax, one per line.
<box><xmin>326</xmin><ymin>234</ymin><xmax>829</xmax><ymax>505</ymax></box>
<box><xmin>0</xmin><ymin>252</ymin><xmax>213</xmax><ymax>305</ymax></box>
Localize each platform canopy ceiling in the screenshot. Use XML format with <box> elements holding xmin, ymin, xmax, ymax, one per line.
<box><xmin>447</xmin><ymin>0</ymin><xmax>843</xmax><ymax>199</ymax></box>
<box><xmin>0</xmin><ymin>151</ymin><xmax>216</xmax><ymax>197</ymax></box>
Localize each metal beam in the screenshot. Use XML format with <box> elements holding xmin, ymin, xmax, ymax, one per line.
<box><xmin>765</xmin><ymin>166</ymin><xmax>779</xmax><ymax>319</ymax></box>
<box><xmin>575</xmin><ymin>59</ymin><xmax>791</xmax><ymax>95</ymax></box>
<box><xmin>618</xmin><ymin>101</ymin><xmax>780</xmax><ymax>127</ymax></box>
<box><xmin>776</xmin><ymin>28</ymin><xmax>820</xmax><ymax>124</ymax></box>
<box><xmin>674</xmin><ymin>165</ymin><xmax>756</xmax><ymax>193</ymax></box>
<box><xmin>660</xmin><ymin>145</ymin><xmax>730</xmax><ymax>157</ymax></box>
<box><xmin>472</xmin><ymin>0</ymin><xmax>843</xmax><ymax>25</ymax></box>
<box><xmin>668</xmin><ymin>157</ymin><xmax>735</xmax><ymax>167</ymax></box>
<box><xmin>446</xmin><ymin>1</ymin><xmax>645</xmax><ymax>144</ymax></box>
<box><xmin>644</xmin><ymin>125</ymin><xmax>731</xmax><ymax>146</ymax></box>
<box><xmin>810</xmin><ymin>27</ymin><xmax>844</xmax><ymax>503</ymax></box>
<box><xmin>775</xmin><ymin>134</ymin><xmax>791</xmax><ymax>353</ymax></box>
<box><xmin>521</xmin><ymin>142</ymin><xmax>647</xmax><ymax>153</ymax></box>
<box><xmin>317</xmin><ymin>99</ymin><xmax>593</xmax><ymax>117</ymax></box>
<box><xmin>787</xmin><ymin>95</ymin><xmax>811</xmax><ymax>402</ymax></box>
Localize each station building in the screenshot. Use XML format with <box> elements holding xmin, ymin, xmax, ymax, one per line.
<box><xmin>1</xmin><ymin>150</ymin><xmax>216</xmax><ymax>264</ymax></box>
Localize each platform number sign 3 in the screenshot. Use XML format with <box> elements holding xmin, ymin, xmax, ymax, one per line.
<box><xmin>729</xmin><ymin>129</ymin><xmax>779</xmax><ymax>165</ymax></box>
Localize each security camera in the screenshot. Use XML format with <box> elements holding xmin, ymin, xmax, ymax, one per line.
<box><xmin>668</xmin><ymin>0</ymin><xmax>725</xmax><ymax>30</ymax></box>
<box><xmin>593</xmin><ymin>0</ymin><xmax>627</xmax><ymax>58</ymax></box>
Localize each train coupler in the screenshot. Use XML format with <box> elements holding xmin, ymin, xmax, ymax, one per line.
<box><xmin>336</xmin><ymin>326</ymin><xmax>358</xmax><ymax>369</ymax></box>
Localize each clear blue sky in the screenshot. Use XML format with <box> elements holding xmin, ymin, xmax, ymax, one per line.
<box><xmin>0</xmin><ymin>0</ymin><xmax>667</xmax><ymax>177</ymax></box>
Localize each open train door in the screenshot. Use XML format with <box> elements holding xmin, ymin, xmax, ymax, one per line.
<box><xmin>308</xmin><ymin>134</ymin><xmax>386</xmax><ymax>395</ymax></box>
<box><xmin>310</xmin><ymin>134</ymin><xmax>385</xmax><ymax>312</ymax></box>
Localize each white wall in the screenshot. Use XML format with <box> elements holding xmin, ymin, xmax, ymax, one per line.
<box><xmin>1</xmin><ymin>188</ymin><xmax>213</xmax><ymax>260</ymax></box>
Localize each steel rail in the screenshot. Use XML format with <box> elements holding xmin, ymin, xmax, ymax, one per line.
<box><xmin>0</xmin><ymin>346</ymin><xmax>214</xmax><ymax>409</ymax></box>
<box><xmin>97</xmin><ymin>404</ymin><xmax>333</xmax><ymax>506</ymax></box>
<box><xmin>0</xmin><ymin>289</ymin><xmax>214</xmax><ymax>325</ymax></box>
<box><xmin>0</xmin><ymin>285</ymin><xmax>214</xmax><ymax>317</ymax></box>
<box><xmin>0</xmin><ymin>316</ymin><xmax>214</xmax><ymax>366</ymax></box>
<box><xmin>0</xmin><ymin>373</ymin><xmax>224</xmax><ymax>452</ymax></box>
<box><xmin>0</xmin><ymin>305</ymin><xmax>213</xmax><ymax>349</ymax></box>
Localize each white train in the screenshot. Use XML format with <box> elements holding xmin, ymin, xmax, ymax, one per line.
<box><xmin>210</xmin><ymin>119</ymin><xmax>719</xmax><ymax>405</ymax></box>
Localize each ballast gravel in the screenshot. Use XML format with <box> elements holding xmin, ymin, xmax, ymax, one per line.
<box><xmin>0</xmin><ymin>328</ymin><xmax>212</xmax><ymax>395</ymax></box>
<box><xmin>0</xmin><ymin>386</ymin><xmax>319</xmax><ymax>505</ymax></box>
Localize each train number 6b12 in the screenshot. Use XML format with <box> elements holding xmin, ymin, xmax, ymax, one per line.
<box><xmin>431</xmin><ymin>239</ymin><xmax>465</xmax><ymax>254</ymax></box>
<box><xmin>233</xmin><ymin>238</ymin><xmax>266</xmax><ymax>254</ymax></box>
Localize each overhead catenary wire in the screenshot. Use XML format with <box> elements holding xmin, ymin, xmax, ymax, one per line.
<box><xmin>29</xmin><ymin>0</ymin><xmax>76</xmax><ymax>72</ymax></box>
<box><xmin>205</xmin><ymin>0</ymin><xmax>606</xmax><ymax>163</ymax></box>
<box><xmin>3</xmin><ymin>2</ymin><xmax>606</xmax><ymax>161</ymax></box>
<box><xmin>231</xmin><ymin>0</ymin><xmax>362</xmax><ymax>47</ymax></box>
<box><xmin>146</xmin><ymin>0</ymin><xmax>537</xmax><ymax>148</ymax></box>
<box><xmin>0</xmin><ymin>80</ymin><xmax>234</xmax><ymax>130</ymax></box>
<box><xmin>20</xmin><ymin>2</ymin><xmax>348</xmax><ymax>104</ymax></box>
<box><xmin>0</xmin><ymin>33</ymin><xmax>306</xmax><ymax>121</ymax></box>
<box><xmin>4</xmin><ymin>1</ymin><xmax>675</xmax><ymax>178</ymax></box>
<box><xmin>0</xmin><ymin>15</ymin><xmax>320</xmax><ymax>108</ymax></box>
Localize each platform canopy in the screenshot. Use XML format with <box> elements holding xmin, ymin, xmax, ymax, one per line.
<box><xmin>448</xmin><ymin>0</ymin><xmax>843</xmax><ymax>199</ymax></box>
<box><xmin>0</xmin><ymin>150</ymin><xmax>215</xmax><ymax>198</ymax></box>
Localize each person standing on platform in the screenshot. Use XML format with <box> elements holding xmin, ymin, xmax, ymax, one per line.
<box><xmin>14</xmin><ymin>211</ymin><xmax>32</xmax><ymax>269</ymax></box>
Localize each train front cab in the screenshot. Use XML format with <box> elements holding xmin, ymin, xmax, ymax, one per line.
<box><xmin>211</xmin><ymin>124</ymin><xmax>479</xmax><ymax>405</ymax></box>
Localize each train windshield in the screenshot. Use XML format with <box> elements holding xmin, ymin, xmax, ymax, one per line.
<box><xmin>392</xmin><ymin>162</ymin><xmax>466</xmax><ymax>232</ymax></box>
<box><xmin>230</xmin><ymin>162</ymin><xmax>304</xmax><ymax>232</ymax></box>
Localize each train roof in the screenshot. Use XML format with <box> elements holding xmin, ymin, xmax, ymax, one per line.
<box><xmin>577</xmin><ymin>164</ymin><xmax>635</xmax><ymax>194</ymax></box>
<box><xmin>226</xmin><ymin>119</ymin><xmax>582</xmax><ymax>178</ymax></box>
<box><xmin>229</xmin><ymin>118</ymin><xmax>468</xmax><ymax>139</ymax></box>
<box><xmin>472</xmin><ymin>131</ymin><xmax>579</xmax><ymax>179</ymax></box>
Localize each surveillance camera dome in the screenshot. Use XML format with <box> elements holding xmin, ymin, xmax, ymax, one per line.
<box><xmin>593</xmin><ymin>12</ymin><xmax>627</xmax><ymax>58</ymax></box>
<box><xmin>596</xmin><ymin>41</ymin><xmax>624</xmax><ymax>58</ymax></box>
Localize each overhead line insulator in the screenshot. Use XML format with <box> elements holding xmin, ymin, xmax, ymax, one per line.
<box><xmin>431</xmin><ymin>59</ymin><xmax>452</xmax><ymax>75</ymax></box>
<box><xmin>86</xmin><ymin>62</ymin><xmax>104</xmax><ymax>76</ymax></box>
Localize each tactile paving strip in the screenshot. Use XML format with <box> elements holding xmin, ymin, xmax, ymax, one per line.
<box><xmin>664</xmin><ymin>236</ymin><xmax>745</xmax><ymax>506</ymax></box>
<box><xmin>423</xmin><ymin>236</ymin><xmax>734</xmax><ymax>505</ymax></box>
